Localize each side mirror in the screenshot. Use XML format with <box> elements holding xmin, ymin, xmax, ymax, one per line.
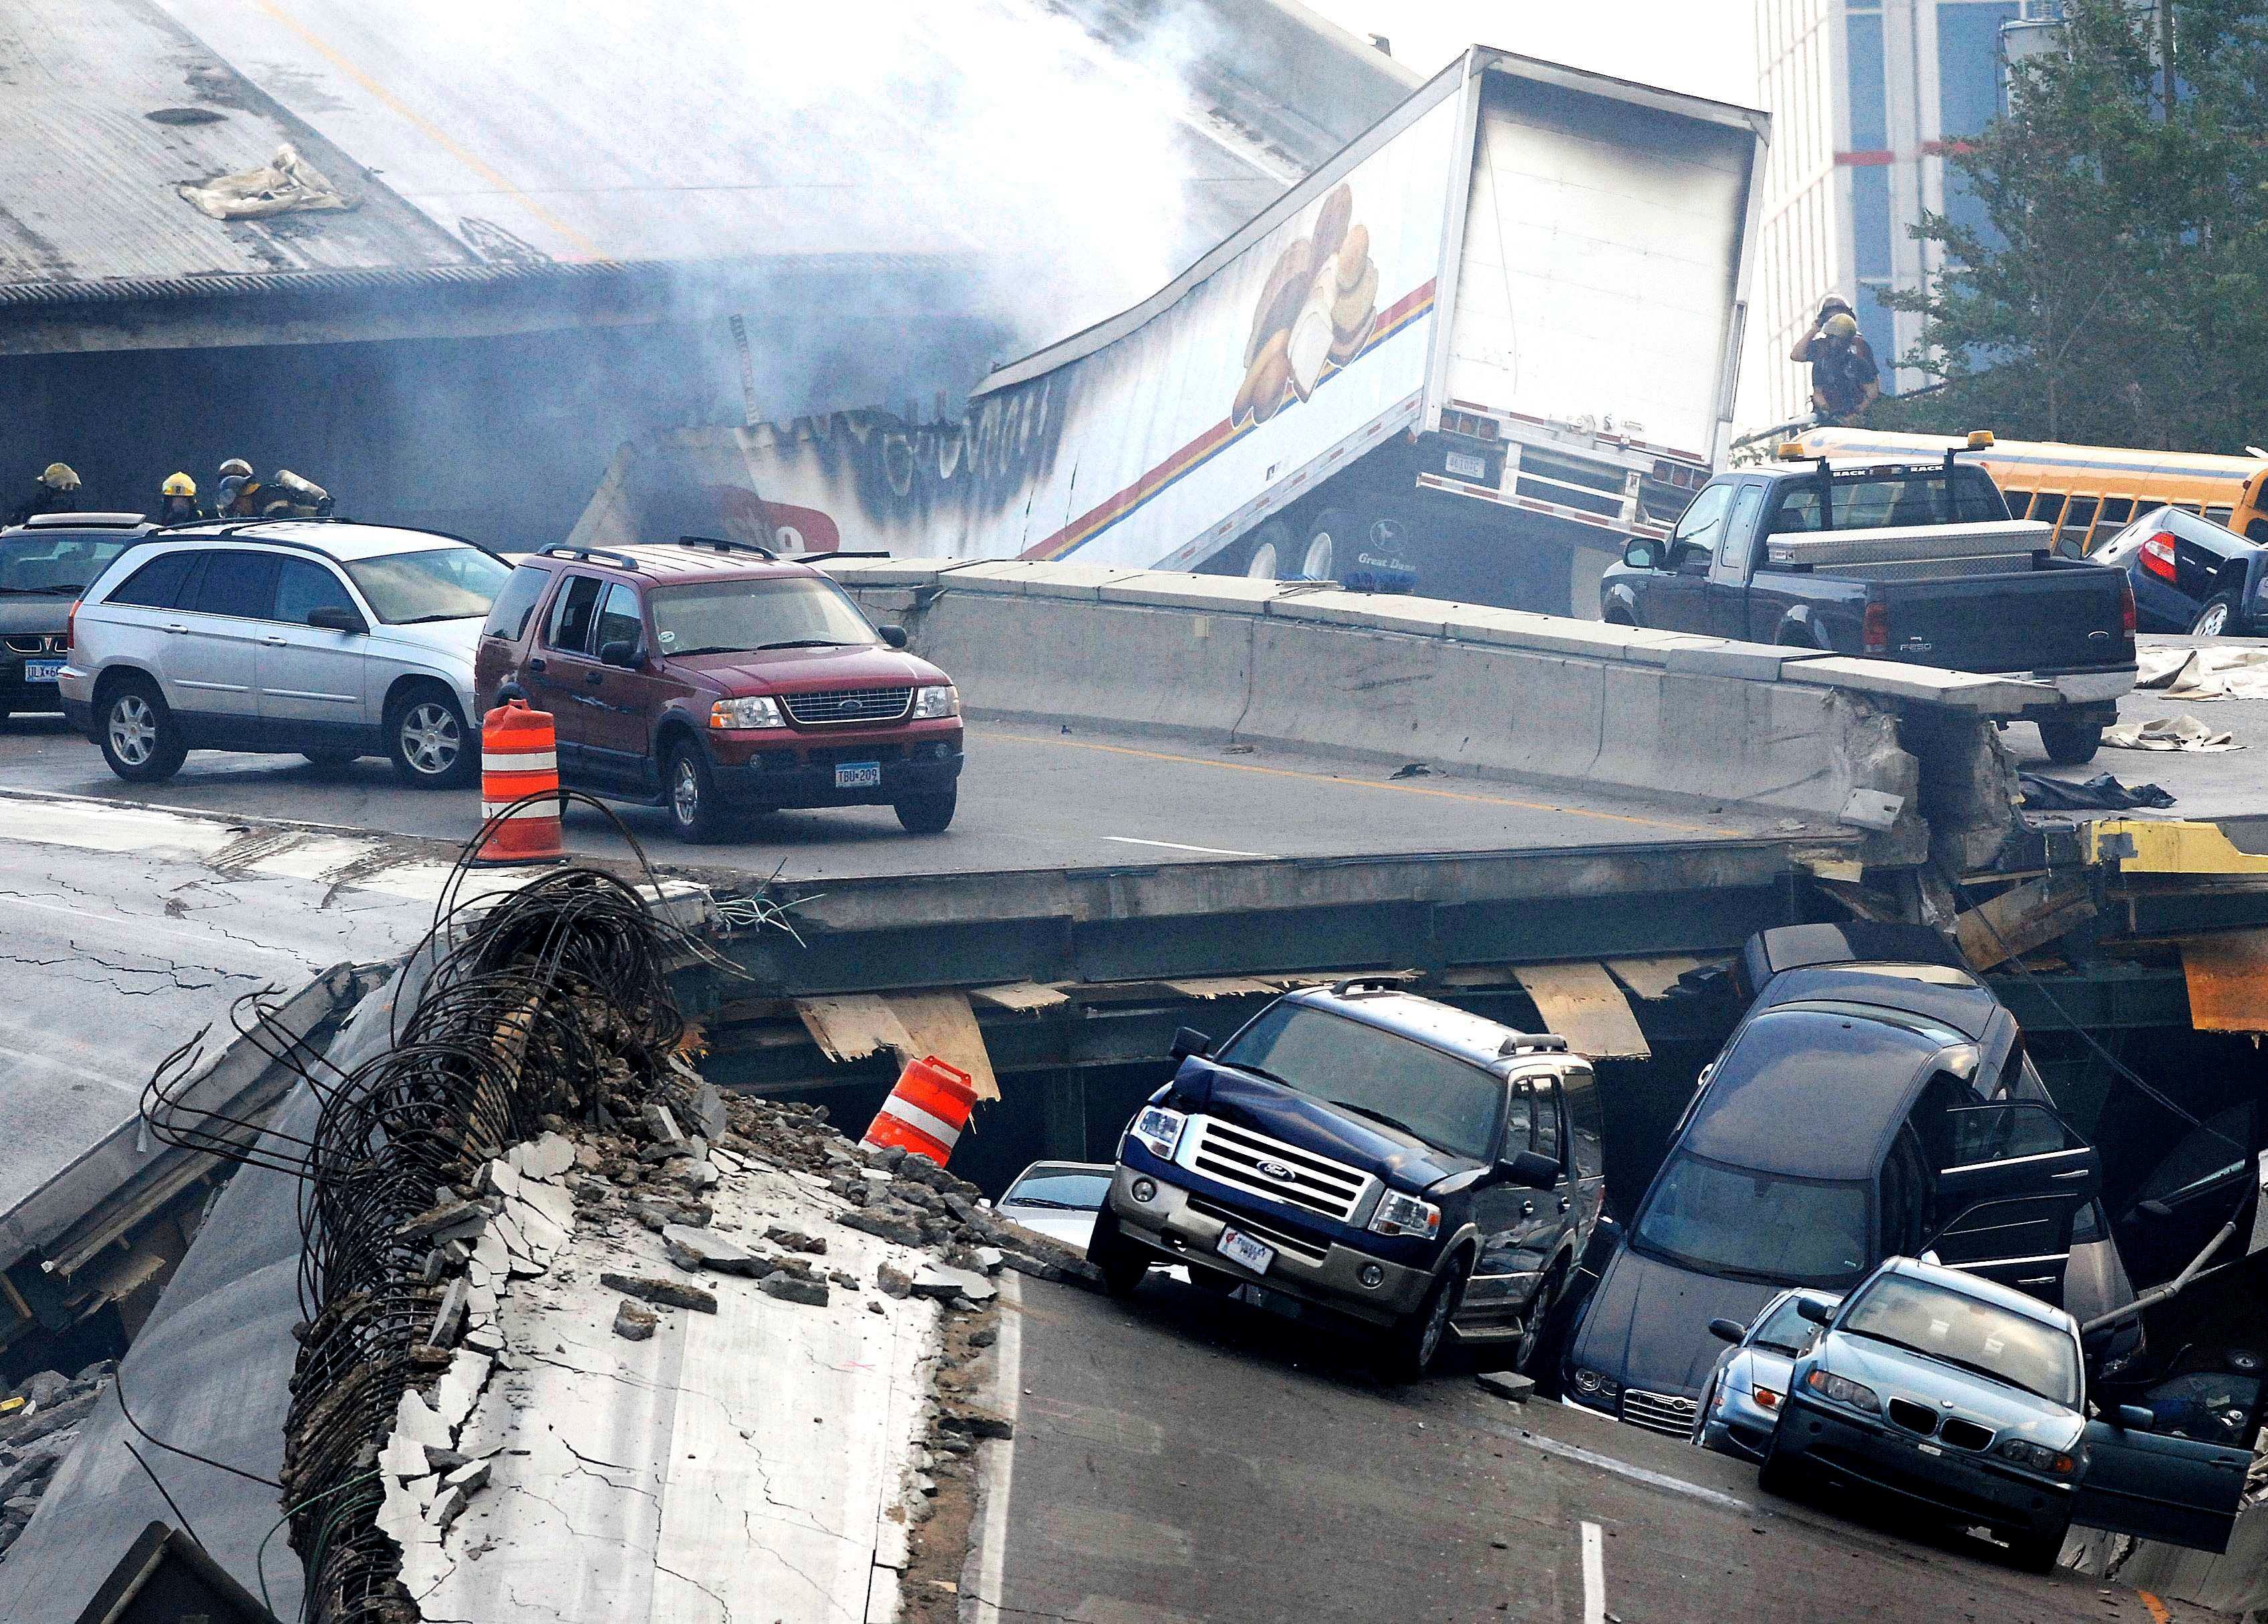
<box><xmin>878</xmin><ymin>624</ymin><xmax>910</xmax><ymax>650</ymax></box>
<box><xmin>2117</xmin><ymin>1404</ymin><xmax>2156</xmax><ymax>1432</ymax></box>
<box><xmin>1169</xmin><ymin>1027</ymin><xmax>1213</xmax><ymax>1060</ymax></box>
<box><xmin>597</xmin><ymin>639</ymin><xmax>642</xmax><ymax>669</ymax></box>
<box><xmin>1707</xmin><ymin>1317</ymin><xmax>1746</xmax><ymax>1345</ymax></box>
<box><xmin>305</xmin><ymin>605</ymin><xmax>367</xmax><ymax>635</ymax></box>
<box><xmin>1622</xmin><ymin>538</ymin><xmax>1662</xmax><ymax>571</ymax></box>
<box><xmin>1795</xmin><ymin>1297</ymin><xmax>1833</xmax><ymax>1326</ymax></box>
<box><xmin>1499</xmin><ymin>1147</ymin><xmax>1560</xmax><ymax>1190</ymax></box>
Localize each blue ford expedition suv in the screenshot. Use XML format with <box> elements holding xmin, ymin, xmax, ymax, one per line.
<box><xmin>1090</xmin><ymin>982</ymin><xmax>1606</xmax><ymax>1379</ymax></box>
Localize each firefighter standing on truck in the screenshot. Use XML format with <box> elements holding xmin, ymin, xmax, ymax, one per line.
<box><xmin>1789</xmin><ymin>297</ymin><xmax>1881</xmax><ymax>425</ymax></box>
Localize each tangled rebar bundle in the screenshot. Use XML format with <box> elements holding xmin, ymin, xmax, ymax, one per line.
<box><xmin>144</xmin><ymin>813</ymin><xmax>747</xmax><ymax>1623</ymax></box>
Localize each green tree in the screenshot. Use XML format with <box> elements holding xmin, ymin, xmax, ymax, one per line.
<box><xmin>1874</xmin><ymin>0</ymin><xmax>2268</xmax><ymax>452</ymax></box>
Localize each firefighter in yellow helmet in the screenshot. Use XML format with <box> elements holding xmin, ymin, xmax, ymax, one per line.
<box><xmin>7</xmin><ymin>462</ymin><xmax>82</xmax><ymax>527</ymax></box>
<box><xmin>154</xmin><ymin>472</ymin><xmax>205</xmax><ymax>526</ymax></box>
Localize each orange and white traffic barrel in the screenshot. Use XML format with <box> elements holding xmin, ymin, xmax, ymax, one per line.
<box><xmin>861</xmin><ymin>1055</ymin><xmax>980</xmax><ymax>1168</ymax></box>
<box><xmin>472</xmin><ymin>699</ymin><xmax>566</xmax><ymax>866</ymax></box>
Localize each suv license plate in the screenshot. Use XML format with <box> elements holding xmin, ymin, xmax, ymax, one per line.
<box><xmin>1217</xmin><ymin>1226</ymin><xmax>1275</xmax><ymax>1276</ymax></box>
<box><xmin>834</xmin><ymin>761</ymin><xmax>881</xmax><ymax>789</ymax></box>
<box><xmin>1444</xmin><ymin>450</ymin><xmax>1488</xmax><ymax>481</ymax></box>
<box><xmin>22</xmin><ymin>660</ymin><xmax>61</xmax><ymax>683</ymax></box>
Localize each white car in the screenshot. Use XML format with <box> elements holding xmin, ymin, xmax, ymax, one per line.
<box><xmin>994</xmin><ymin>1161</ymin><xmax>1114</xmax><ymax>1250</ymax></box>
<box><xmin>60</xmin><ymin>522</ymin><xmax>510</xmax><ymax>787</ymax></box>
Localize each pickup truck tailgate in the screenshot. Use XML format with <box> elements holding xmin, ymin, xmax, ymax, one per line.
<box><xmin>1877</xmin><ymin>563</ymin><xmax>2126</xmax><ymax>673</ymax></box>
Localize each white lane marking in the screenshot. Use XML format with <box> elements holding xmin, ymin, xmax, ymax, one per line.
<box><xmin>1580</xmin><ymin>1520</ymin><xmax>1606</xmax><ymax>1624</ymax></box>
<box><xmin>1475</xmin><ymin>1418</ymin><xmax>1755</xmax><ymax>1512</ymax></box>
<box><xmin>964</xmin><ymin>1267</ymin><xmax>1024</xmax><ymax>1622</ymax></box>
<box><xmin>1101</xmin><ymin>835</ymin><xmax>1280</xmax><ymax>859</ymax></box>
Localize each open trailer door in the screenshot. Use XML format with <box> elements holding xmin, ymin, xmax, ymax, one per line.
<box><xmin>2072</xmin><ymin>1414</ymin><xmax>2251</xmax><ymax>1553</ymax></box>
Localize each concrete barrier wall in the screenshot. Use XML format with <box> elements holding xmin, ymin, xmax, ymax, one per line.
<box><xmin>826</xmin><ymin>559</ymin><xmax>2027</xmax><ymax>861</ymax></box>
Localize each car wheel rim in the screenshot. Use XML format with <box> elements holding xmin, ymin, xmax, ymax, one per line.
<box><xmin>673</xmin><ymin>760</ymin><xmax>699</xmax><ymax>825</ymax></box>
<box><xmin>2199</xmin><ymin>604</ymin><xmax>2227</xmax><ymax>636</ymax></box>
<box><xmin>1419</xmin><ymin>1278</ymin><xmax>1454</xmax><ymax>1364</ymax></box>
<box><xmin>109</xmin><ymin>696</ymin><xmax>154</xmax><ymax>765</ymax></box>
<box><xmin>400</xmin><ymin>703</ymin><xmax>460</xmax><ymax>775</ymax></box>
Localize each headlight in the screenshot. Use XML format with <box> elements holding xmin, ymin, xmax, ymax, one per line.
<box><xmin>1997</xmin><ymin>1438</ymin><xmax>2076</xmax><ymax>1476</ymax></box>
<box><xmin>911</xmin><ymin>683</ymin><xmax>960</xmax><ymax>719</ymax></box>
<box><xmin>1369</xmin><ymin>1190</ymin><xmax>1441</xmax><ymax>1239</ymax></box>
<box><xmin>710</xmin><ymin>695</ymin><xmax>785</xmax><ymax>730</ymax></box>
<box><xmin>1129</xmin><ymin>1105</ymin><xmax>1185</xmax><ymax>1162</ymax></box>
<box><xmin>1804</xmin><ymin>1369</ymin><xmax>1880</xmax><ymax>1414</ymax></box>
<box><xmin>1571</xmin><ymin>1367</ymin><xmax>1621</xmax><ymax>1402</ymax></box>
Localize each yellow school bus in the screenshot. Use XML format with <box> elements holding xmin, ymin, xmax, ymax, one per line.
<box><xmin>1794</xmin><ymin>427</ymin><xmax>2268</xmax><ymax>555</ymax></box>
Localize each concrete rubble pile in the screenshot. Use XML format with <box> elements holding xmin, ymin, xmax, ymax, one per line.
<box><xmin>0</xmin><ymin>1361</ymin><xmax>116</xmax><ymax>1562</ymax></box>
<box><xmin>346</xmin><ymin>1067</ymin><xmax>1088</xmax><ymax>1621</ymax></box>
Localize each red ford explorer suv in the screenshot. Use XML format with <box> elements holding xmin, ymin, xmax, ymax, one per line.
<box><xmin>472</xmin><ymin>540</ymin><xmax>963</xmax><ymax>841</ymax></box>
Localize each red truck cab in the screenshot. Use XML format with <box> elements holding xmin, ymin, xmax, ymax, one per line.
<box><xmin>473</xmin><ymin>539</ymin><xmax>963</xmax><ymax>841</ymax></box>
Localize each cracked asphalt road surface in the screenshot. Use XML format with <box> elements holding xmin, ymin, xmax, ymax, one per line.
<box><xmin>976</xmin><ymin>1272</ymin><xmax>2223</xmax><ymax>1624</ymax></box>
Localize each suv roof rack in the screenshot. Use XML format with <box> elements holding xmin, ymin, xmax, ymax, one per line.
<box><xmin>21</xmin><ymin>511</ymin><xmax>149</xmax><ymax>530</ymax></box>
<box><xmin>1498</xmin><ymin>1033</ymin><xmax>1570</xmax><ymax>1056</ymax></box>
<box><xmin>1328</xmin><ymin>976</ymin><xmax>1410</xmax><ymax>999</ymax></box>
<box><xmin>676</xmin><ymin>534</ymin><xmax>779</xmax><ymax>560</ymax></box>
<box><xmin>539</xmin><ymin>545</ymin><xmax>642</xmax><ymax>571</ymax></box>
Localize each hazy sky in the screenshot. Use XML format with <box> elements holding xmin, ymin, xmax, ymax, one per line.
<box><xmin>1298</xmin><ymin>0</ymin><xmax>1755</xmax><ymax>103</ymax></box>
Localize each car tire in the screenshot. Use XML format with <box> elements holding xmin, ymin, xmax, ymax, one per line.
<box><xmin>1086</xmin><ymin>1205</ymin><xmax>1150</xmax><ymax>1299</ymax></box>
<box><xmin>1380</xmin><ymin>1252</ymin><xmax>1469</xmax><ymax>1383</ymax></box>
<box><xmin>894</xmin><ymin>789</ymin><xmax>957</xmax><ymax>835</ymax></box>
<box><xmin>2005</xmin><ymin>1518</ymin><xmax>2069</xmax><ymax>1575</ymax></box>
<box><xmin>1756</xmin><ymin>1433</ymin><xmax>1810</xmax><ymax>1501</ymax></box>
<box><xmin>666</xmin><ymin>742</ymin><xmax>730</xmax><ymax>845</ymax></box>
<box><xmin>386</xmin><ymin>688</ymin><xmax>474</xmax><ymax>788</ymax></box>
<box><xmin>97</xmin><ymin>678</ymin><xmax>187</xmax><ymax>783</ymax></box>
<box><xmin>2190</xmin><ymin>592</ymin><xmax>2239</xmax><ymax>638</ymax></box>
<box><xmin>2036</xmin><ymin>715</ymin><xmax>2105</xmax><ymax>765</ymax></box>
<box><xmin>1512</xmin><ymin>1260</ymin><xmax>1569</xmax><ymax>1377</ymax></box>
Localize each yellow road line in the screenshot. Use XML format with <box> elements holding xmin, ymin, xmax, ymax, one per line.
<box><xmin>976</xmin><ymin>728</ymin><xmax>1725</xmax><ymax>839</ymax></box>
<box><xmin>253</xmin><ymin>0</ymin><xmax>607</xmax><ymax>261</ymax></box>
<box><xmin>2140</xmin><ymin>1593</ymin><xmax>2172</xmax><ymax>1624</ymax></box>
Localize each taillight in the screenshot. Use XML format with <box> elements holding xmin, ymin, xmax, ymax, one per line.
<box><xmin>1862</xmin><ymin>600</ymin><xmax>1890</xmax><ymax>654</ymax></box>
<box><xmin>65</xmin><ymin>598</ymin><xmax>79</xmax><ymax>653</ymax></box>
<box><xmin>2120</xmin><ymin>577</ymin><xmax>2136</xmax><ymax>638</ymax></box>
<box><xmin>2140</xmin><ymin>531</ymin><xmax>2178</xmax><ymax>581</ymax></box>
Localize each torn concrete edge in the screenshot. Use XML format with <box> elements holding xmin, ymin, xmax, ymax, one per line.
<box><xmin>0</xmin><ymin>962</ymin><xmax>381</xmax><ymax>1280</ymax></box>
<box><xmin>795</xmin><ymin>990</ymin><xmax>1002</xmax><ymax>1100</ymax></box>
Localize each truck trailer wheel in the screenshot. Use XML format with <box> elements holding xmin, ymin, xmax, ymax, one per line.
<box><xmin>2035</xmin><ymin>716</ymin><xmax>2105</xmax><ymax>765</ymax></box>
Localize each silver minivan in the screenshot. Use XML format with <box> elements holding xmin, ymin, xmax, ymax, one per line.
<box><xmin>59</xmin><ymin>521</ymin><xmax>509</xmax><ymax>787</ymax></box>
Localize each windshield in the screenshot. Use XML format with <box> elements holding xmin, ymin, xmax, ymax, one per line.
<box><xmin>1218</xmin><ymin>1003</ymin><xmax>1503</xmax><ymax>1162</ymax></box>
<box><xmin>649</xmin><ymin>578</ymin><xmax>877</xmax><ymax>656</ymax></box>
<box><xmin>1841</xmin><ymin>1274</ymin><xmax>2080</xmax><ymax>1407</ymax></box>
<box><xmin>0</xmin><ymin>533</ymin><xmax>139</xmax><ymax>595</ymax></box>
<box><xmin>1753</xmin><ymin>1295</ymin><xmax>1828</xmax><ymax>1357</ymax></box>
<box><xmin>1002</xmin><ymin>1170</ymin><xmax>1111</xmax><ymax>1211</ymax></box>
<box><xmin>344</xmin><ymin>547</ymin><xmax>509</xmax><ymax>624</ymax></box>
<box><xmin>1767</xmin><ymin>469</ymin><xmax>2007</xmax><ymax>534</ymax></box>
<box><xmin>1634</xmin><ymin>1152</ymin><xmax>1871</xmax><ymax>1287</ymax></box>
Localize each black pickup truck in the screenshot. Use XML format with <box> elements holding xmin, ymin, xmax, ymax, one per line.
<box><xmin>1600</xmin><ymin>450</ymin><xmax>2136</xmax><ymax>763</ymax></box>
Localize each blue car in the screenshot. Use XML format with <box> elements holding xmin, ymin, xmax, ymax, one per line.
<box><xmin>1692</xmin><ymin>1288</ymin><xmax>1840</xmax><ymax>1462</ymax></box>
<box><xmin>1766</xmin><ymin>1256</ymin><xmax>2251</xmax><ymax>1570</ymax></box>
<box><xmin>1090</xmin><ymin>982</ymin><xmax>1608</xmax><ymax>1381</ymax></box>
<box><xmin>1563</xmin><ymin>922</ymin><xmax>2108</xmax><ymax>1438</ymax></box>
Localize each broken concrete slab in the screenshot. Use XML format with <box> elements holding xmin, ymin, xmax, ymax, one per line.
<box><xmin>600</xmin><ymin>1272</ymin><xmax>718</xmax><ymax>1314</ymax></box>
<box><xmin>1476</xmin><ymin>1370</ymin><xmax>1535</xmax><ymax>1403</ymax></box>
<box><xmin>758</xmin><ymin>1274</ymin><xmax>830</xmax><ymax>1308</ymax></box>
<box><xmin>660</xmin><ymin>1224</ymin><xmax>770</xmax><ymax>1277</ymax></box>
<box><xmin>908</xmin><ymin>1265</ymin><xmax>996</xmax><ymax>1306</ymax></box>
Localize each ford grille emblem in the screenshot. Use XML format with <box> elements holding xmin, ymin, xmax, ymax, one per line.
<box><xmin>1256</xmin><ymin>1159</ymin><xmax>1296</xmax><ymax>1182</ymax></box>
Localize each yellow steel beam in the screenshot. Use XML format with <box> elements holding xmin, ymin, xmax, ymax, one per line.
<box><xmin>2089</xmin><ymin>819</ymin><xmax>2268</xmax><ymax>877</ymax></box>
